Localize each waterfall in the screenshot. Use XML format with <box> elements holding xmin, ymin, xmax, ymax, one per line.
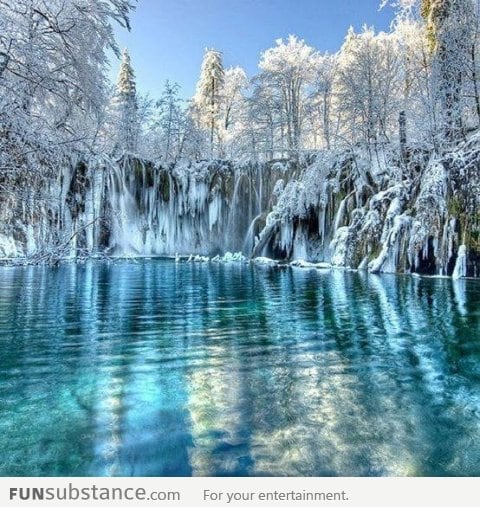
<box><xmin>1</xmin><ymin>143</ymin><xmax>478</xmax><ymax>278</ymax></box>
<box><xmin>57</xmin><ymin>158</ymin><xmax>292</xmax><ymax>259</ymax></box>
<box><xmin>452</xmin><ymin>245</ymin><xmax>467</xmax><ymax>280</ymax></box>
<box><xmin>242</xmin><ymin>213</ymin><xmax>265</xmax><ymax>255</ymax></box>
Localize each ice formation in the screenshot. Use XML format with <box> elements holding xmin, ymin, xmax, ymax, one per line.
<box><xmin>252</xmin><ymin>137</ymin><xmax>479</xmax><ymax>277</ymax></box>
<box><xmin>0</xmin><ymin>136</ymin><xmax>478</xmax><ymax>278</ymax></box>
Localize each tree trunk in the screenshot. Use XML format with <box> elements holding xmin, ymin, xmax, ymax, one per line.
<box><xmin>471</xmin><ymin>43</ymin><xmax>480</xmax><ymax>126</ymax></box>
<box><xmin>399</xmin><ymin>110</ymin><xmax>407</xmax><ymax>163</ymax></box>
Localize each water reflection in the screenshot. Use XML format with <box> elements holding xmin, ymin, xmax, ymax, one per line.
<box><xmin>0</xmin><ymin>261</ymin><xmax>479</xmax><ymax>476</ymax></box>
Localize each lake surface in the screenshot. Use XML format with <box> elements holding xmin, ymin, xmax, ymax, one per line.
<box><xmin>0</xmin><ymin>260</ymin><xmax>479</xmax><ymax>476</ymax></box>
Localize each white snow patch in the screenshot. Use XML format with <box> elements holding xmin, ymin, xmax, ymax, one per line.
<box><xmin>290</xmin><ymin>259</ymin><xmax>332</xmax><ymax>270</ymax></box>
<box><xmin>0</xmin><ymin>235</ymin><xmax>20</xmax><ymax>258</ymax></box>
<box><xmin>253</xmin><ymin>256</ymin><xmax>279</xmax><ymax>266</ymax></box>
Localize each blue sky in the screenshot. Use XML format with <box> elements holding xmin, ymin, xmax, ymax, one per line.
<box><xmin>110</xmin><ymin>0</ymin><xmax>396</xmax><ymax>99</ymax></box>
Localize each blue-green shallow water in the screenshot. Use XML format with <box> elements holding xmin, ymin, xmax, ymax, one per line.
<box><xmin>0</xmin><ymin>260</ymin><xmax>479</xmax><ymax>477</ymax></box>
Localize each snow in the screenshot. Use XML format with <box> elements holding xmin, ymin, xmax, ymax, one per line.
<box><xmin>182</xmin><ymin>252</ymin><xmax>248</xmax><ymax>263</ymax></box>
<box><xmin>369</xmin><ymin>214</ymin><xmax>411</xmax><ymax>274</ymax></box>
<box><xmin>212</xmin><ymin>252</ymin><xmax>248</xmax><ymax>263</ymax></box>
<box><xmin>0</xmin><ymin>235</ymin><xmax>20</xmax><ymax>258</ymax></box>
<box><xmin>253</xmin><ymin>257</ymin><xmax>279</xmax><ymax>266</ymax></box>
<box><xmin>250</xmin><ymin>136</ymin><xmax>479</xmax><ymax>279</ymax></box>
<box><xmin>290</xmin><ymin>259</ymin><xmax>331</xmax><ymax>269</ymax></box>
<box><xmin>1</xmin><ymin>138</ymin><xmax>477</xmax><ymax>280</ymax></box>
<box><xmin>330</xmin><ymin>227</ymin><xmax>350</xmax><ymax>267</ymax></box>
<box><xmin>408</xmin><ymin>159</ymin><xmax>448</xmax><ymax>272</ymax></box>
<box><xmin>68</xmin><ymin>158</ymin><xmax>294</xmax><ymax>259</ymax></box>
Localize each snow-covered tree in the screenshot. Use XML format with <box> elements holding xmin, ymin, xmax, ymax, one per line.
<box><xmin>391</xmin><ymin>13</ymin><xmax>438</xmax><ymax>152</ymax></box>
<box><xmin>147</xmin><ymin>81</ymin><xmax>187</xmax><ymax>164</ymax></box>
<box><xmin>465</xmin><ymin>0</ymin><xmax>480</xmax><ymax>126</ymax></box>
<box><xmin>0</xmin><ymin>0</ymin><xmax>135</xmax><ymax>171</ymax></box>
<box><xmin>193</xmin><ymin>48</ymin><xmax>225</xmax><ymax>156</ymax></box>
<box><xmin>110</xmin><ymin>49</ymin><xmax>139</xmax><ymax>153</ymax></box>
<box><xmin>307</xmin><ymin>53</ymin><xmax>337</xmax><ymax>150</ymax></box>
<box><xmin>220</xmin><ymin>66</ymin><xmax>248</xmax><ymax>158</ymax></box>
<box><xmin>421</xmin><ymin>0</ymin><xmax>476</xmax><ymax>141</ymax></box>
<box><xmin>257</xmin><ymin>35</ymin><xmax>318</xmax><ymax>156</ymax></box>
<box><xmin>245</xmin><ymin>76</ymin><xmax>284</xmax><ymax>160</ymax></box>
<box><xmin>222</xmin><ymin>67</ymin><xmax>248</xmax><ymax>130</ymax></box>
<box><xmin>334</xmin><ymin>26</ymin><xmax>402</xmax><ymax>150</ymax></box>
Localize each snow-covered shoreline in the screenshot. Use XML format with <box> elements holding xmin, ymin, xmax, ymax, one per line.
<box><xmin>2</xmin><ymin>252</ymin><xmax>479</xmax><ymax>284</ymax></box>
<box><xmin>1</xmin><ymin>136</ymin><xmax>479</xmax><ymax>279</ymax></box>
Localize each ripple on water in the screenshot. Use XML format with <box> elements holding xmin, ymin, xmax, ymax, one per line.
<box><xmin>0</xmin><ymin>260</ymin><xmax>479</xmax><ymax>476</ymax></box>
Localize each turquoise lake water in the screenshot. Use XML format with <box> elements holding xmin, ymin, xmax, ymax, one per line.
<box><xmin>0</xmin><ymin>260</ymin><xmax>479</xmax><ymax>476</ymax></box>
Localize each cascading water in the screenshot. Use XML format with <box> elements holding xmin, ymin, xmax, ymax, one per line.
<box><xmin>62</xmin><ymin>157</ymin><xmax>293</xmax><ymax>258</ymax></box>
<box><xmin>1</xmin><ymin>138</ymin><xmax>478</xmax><ymax>279</ymax></box>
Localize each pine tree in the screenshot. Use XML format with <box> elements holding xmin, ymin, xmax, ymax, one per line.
<box><xmin>193</xmin><ymin>48</ymin><xmax>225</xmax><ymax>156</ymax></box>
<box><xmin>112</xmin><ymin>48</ymin><xmax>139</xmax><ymax>153</ymax></box>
